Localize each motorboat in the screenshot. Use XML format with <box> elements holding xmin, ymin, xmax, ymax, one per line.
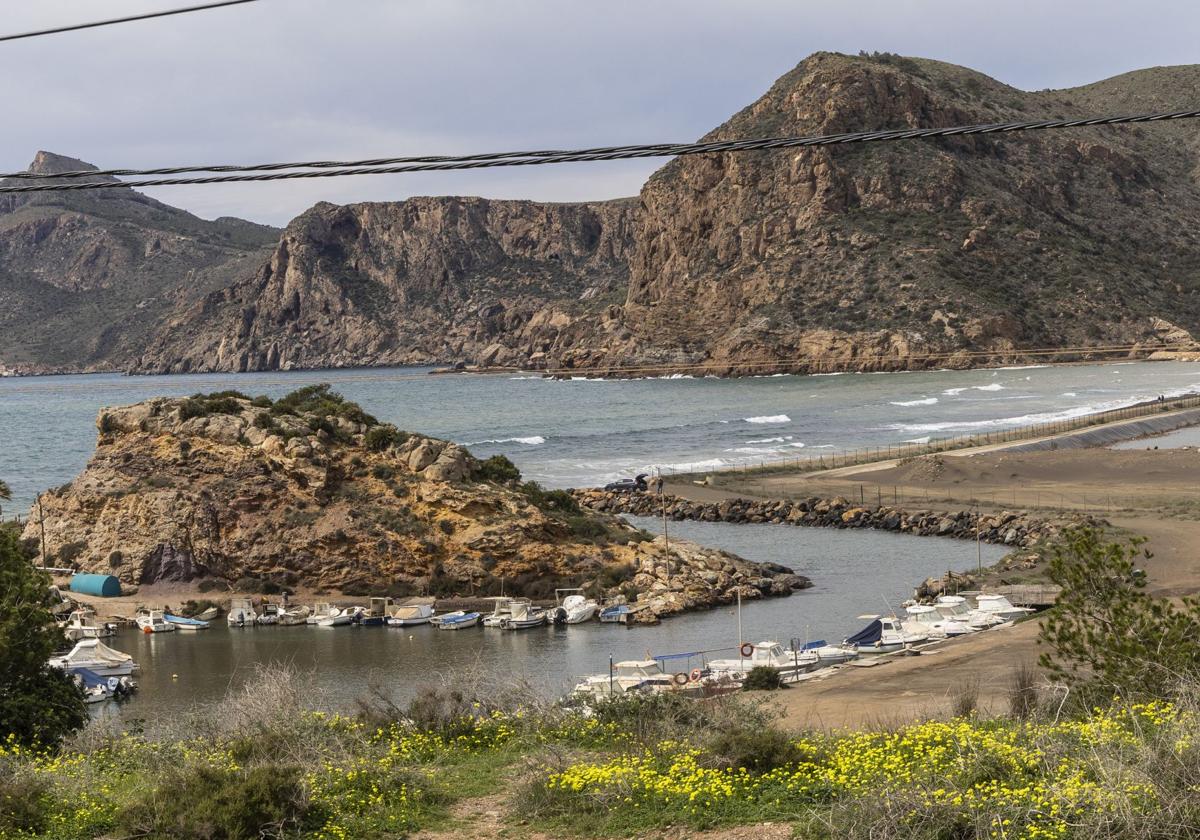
<box><xmin>436</xmin><ymin>611</ymin><xmax>481</xmax><ymax>631</ymax></box>
<box><xmin>500</xmin><ymin>600</ymin><xmax>547</xmax><ymax>630</ymax></box>
<box><xmin>228</xmin><ymin>598</ymin><xmax>258</xmax><ymax>627</ymax></box>
<box><xmin>60</xmin><ymin>609</ymin><xmax>116</xmax><ymax>641</ymax></box>
<box><xmin>974</xmin><ymin>594</ymin><xmax>1035</xmax><ymax>622</ymax></box>
<box><xmin>256</xmin><ymin>603</ymin><xmax>281</xmax><ymax>626</ymax></box>
<box><xmin>49</xmin><ymin>639</ymin><xmax>138</xmax><ymax>678</ymax></box>
<box><xmin>316</xmin><ymin>609</ymin><xmax>353</xmax><ymax>627</ymax></box>
<box><xmin>903</xmin><ymin>604</ymin><xmax>973</xmax><ymax>638</ymax></box>
<box><xmin>845</xmin><ymin>615</ymin><xmax>928</xmax><ymax>654</ymax></box>
<box><xmin>135</xmin><ymin>609</ymin><xmax>176</xmax><ymax>634</ymax></box>
<box><xmin>430</xmin><ymin>610</ymin><xmax>465</xmax><ymax>626</ymax></box>
<box><xmin>277</xmin><ymin>606</ymin><xmax>311</xmax><ymax>626</ymax></box>
<box><xmin>71</xmin><ymin>667</ymin><xmax>137</xmax><ymax>704</ymax></box>
<box><xmin>481</xmin><ymin>597</ymin><xmax>515</xmax><ymax>627</ymax></box>
<box><xmin>306</xmin><ymin>603</ymin><xmax>339</xmax><ymax>625</ymax></box>
<box><xmin>196</xmin><ymin>606</ymin><xmax>221</xmax><ymax>622</ymax></box>
<box><xmin>386</xmin><ymin>604</ymin><xmax>435</xmax><ymax>627</ymax></box>
<box><xmin>550</xmin><ymin>594</ymin><xmax>598</xmax><ymax>625</ymax></box>
<box><xmin>573</xmin><ymin>659</ymin><xmax>681</xmax><ymax>698</ymax></box>
<box><xmin>164</xmin><ymin>613</ymin><xmax>210</xmax><ymax>631</ymax></box>
<box><xmin>598</xmin><ymin>604</ymin><xmax>631</xmax><ymax>624</ymax></box>
<box><xmin>797</xmin><ymin>639</ymin><xmax>860</xmax><ymax>666</ymax></box>
<box><xmin>707</xmin><ymin>641</ymin><xmax>820</xmax><ymax>678</ymax></box>
<box><xmin>360</xmin><ymin>597</ymin><xmax>394</xmax><ymax>627</ymax></box>
<box><xmin>933</xmin><ymin>595</ymin><xmax>1005</xmax><ymax>629</ymax></box>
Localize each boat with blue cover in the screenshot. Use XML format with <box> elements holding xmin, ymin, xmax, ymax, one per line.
<box><xmin>164</xmin><ymin>613</ymin><xmax>210</xmax><ymax>631</ymax></box>
<box><xmin>598</xmin><ymin>604</ymin><xmax>631</xmax><ymax>624</ymax></box>
<box><xmin>436</xmin><ymin>611</ymin><xmax>481</xmax><ymax>630</ymax></box>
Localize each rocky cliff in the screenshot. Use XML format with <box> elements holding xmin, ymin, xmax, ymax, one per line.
<box><xmin>133</xmin><ymin>54</ymin><xmax>1200</xmax><ymax>375</ymax></box>
<box><xmin>24</xmin><ymin>388</ymin><xmax>807</xmax><ymax>619</ymax></box>
<box><xmin>134</xmin><ymin>197</ymin><xmax>636</xmax><ymax>373</ymax></box>
<box><xmin>0</xmin><ymin>152</ymin><xmax>279</xmax><ymax>374</ymax></box>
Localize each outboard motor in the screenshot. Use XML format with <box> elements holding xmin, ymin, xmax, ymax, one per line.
<box><xmin>549</xmin><ymin>607</ymin><xmax>568</xmax><ymax>625</ymax></box>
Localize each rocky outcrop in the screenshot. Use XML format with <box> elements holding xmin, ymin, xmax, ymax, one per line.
<box><xmin>24</xmin><ymin>390</ymin><xmax>804</xmax><ymax>619</ymax></box>
<box><xmin>0</xmin><ymin>152</ymin><xmax>278</xmax><ymax>374</ymax></box>
<box><xmin>574</xmin><ymin>489</ymin><xmax>1105</xmax><ymax>550</ymax></box>
<box><xmin>133</xmin><ymin>197</ymin><xmax>636</xmax><ymax>373</ymax></box>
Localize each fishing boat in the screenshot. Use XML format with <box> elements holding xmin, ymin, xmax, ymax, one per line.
<box><xmin>60</xmin><ymin>609</ymin><xmax>116</xmax><ymax>641</ymax></box>
<box><xmin>316</xmin><ymin>609</ymin><xmax>353</xmax><ymax>627</ymax></box>
<box><xmin>360</xmin><ymin>597</ymin><xmax>393</xmax><ymax>627</ymax></box>
<box><xmin>573</xmin><ymin>660</ymin><xmax>681</xmax><ymax>698</ymax></box>
<box><xmin>902</xmin><ymin>604</ymin><xmax>973</xmax><ymax>638</ymax></box>
<box><xmin>49</xmin><ymin>639</ymin><xmax>138</xmax><ymax>678</ymax></box>
<box><xmin>974</xmin><ymin>594</ymin><xmax>1035</xmax><ymax>622</ymax></box>
<box><xmin>500</xmin><ymin>600</ymin><xmax>547</xmax><ymax>630</ymax></box>
<box><xmin>70</xmin><ymin>667</ymin><xmax>137</xmax><ymax>703</ymax></box>
<box><xmin>196</xmin><ymin>606</ymin><xmax>221</xmax><ymax>622</ymax></box>
<box><xmin>797</xmin><ymin>639</ymin><xmax>860</xmax><ymax>666</ymax></box>
<box><xmin>550</xmin><ymin>593</ymin><xmax>598</xmax><ymax>625</ymax></box>
<box><xmin>228</xmin><ymin>598</ymin><xmax>258</xmax><ymax>627</ymax></box>
<box><xmin>436</xmin><ymin>611</ymin><xmax>481</xmax><ymax>630</ymax></box>
<box><xmin>708</xmin><ymin>641</ymin><xmax>821</xmax><ymax>678</ymax></box>
<box><xmin>598</xmin><ymin>604</ymin><xmax>631</xmax><ymax>624</ymax></box>
<box><xmin>256</xmin><ymin>602</ymin><xmax>281</xmax><ymax>626</ymax></box>
<box><xmin>386</xmin><ymin>604</ymin><xmax>435</xmax><ymax>627</ymax></box>
<box><xmin>135</xmin><ymin>608</ymin><xmax>176</xmax><ymax>634</ymax></box>
<box><xmin>277</xmin><ymin>606</ymin><xmax>310</xmax><ymax>626</ymax></box>
<box><xmin>430</xmin><ymin>610</ymin><xmax>464</xmax><ymax>626</ymax></box>
<box><xmin>306</xmin><ymin>603</ymin><xmax>339</xmax><ymax>625</ymax></box>
<box><xmin>845</xmin><ymin>615</ymin><xmax>928</xmax><ymax>654</ymax></box>
<box><xmin>932</xmin><ymin>595</ymin><xmax>1005</xmax><ymax>629</ymax></box>
<box><xmin>481</xmin><ymin>597</ymin><xmax>515</xmax><ymax>627</ymax></box>
<box><xmin>164</xmin><ymin>613</ymin><xmax>210</xmax><ymax>631</ymax></box>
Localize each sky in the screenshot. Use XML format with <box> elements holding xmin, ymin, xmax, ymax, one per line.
<box><xmin>1</xmin><ymin>0</ymin><xmax>1196</xmax><ymax>226</ymax></box>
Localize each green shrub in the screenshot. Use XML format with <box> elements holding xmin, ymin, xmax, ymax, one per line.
<box><xmin>364</xmin><ymin>425</ymin><xmax>405</xmax><ymax>452</ymax></box>
<box><xmin>0</xmin><ymin>773</ymin><xmax>50</xmax><ymax>836</ymax></box>
<box><xmin>55</xmin><ymin>540</ymin><xmax>87</xmax><ymax>565</ymax></box>
<box><xmin>117</xmin><ymin>764</ymin><xmax>306</xmax><ymax>840</ymax></box>
<box><xmin>706</xmin><ymin>721</ymin><xmax>801</xmax><ymax>772</ymax></box>
<box><xmin>520</xmin><ymin>481</ymin><xmax>580</xmax><ymax>514</ymax></box>
<box><xmin>741</xmin><ymin>666</ymin><xmax>784</xmax><ymax>692</ymax></box>
<box><xmin>269</xmin><ymin>384</ymin><xmax>378</xmax><ymax>426</ymax></box>
<box><xmin>249</xmin><ymin>395</ymin><xmax>273</xmax><ymax>409</ymax></box>
<box><xmin>197</xmin><ymin>578</ymin><xmax>228</xmax><ymax>593</ymax></box>
<box><xmin>438</xmin><ymin>519</ymin><xmax>455</xmax><ymax>535</ymax></box>
<box><xmin>251</xmin><ymin>413</ymin><xmax>277</xmax><ymax>431</ymax></box>
<box><xmin>371</xmin><ymin>464</ymin><xmax>395</xmax><ymax>481</ymax></box>
<box><xmin>474</xmin><ymin>454</ymin><xmax>521</xmax><ymax>483</ymax></box>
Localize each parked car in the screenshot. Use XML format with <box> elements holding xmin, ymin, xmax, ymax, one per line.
<box><xmin>604</xmin><ymin>473</ymin><xmax>648</xmax><ymax>492</ymax></box>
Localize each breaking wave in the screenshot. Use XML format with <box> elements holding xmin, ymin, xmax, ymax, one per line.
<box><xmin>890</xmin><ymin>397</ymin><xmax>938</xmax><ymax>407</ymax></box>
<box><xmin>467</xmin><ymin>435</ymin><xmax>546</xmax><ymax>446</ymax></box>
<box><xmin>744</xmin><ymin>414</ymin><xmax>791</xmax><ymax>424</ymax></box>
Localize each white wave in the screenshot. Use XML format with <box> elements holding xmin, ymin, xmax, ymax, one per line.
<box><xmin>973</xmin><ymin>384</ymin><xmax>1005</xmax><ymax>392</ymax></box>
<box><xmin>727</xmin><ymin>446</ymin><xmax>784</xmax><ymax>455</ymax></box>
<box><xmin>890</xmin><ymin>397</ymin><xmax>938</xmax><ymax>407</ymax></box>
<box><xmin>1062</xmin><ymin>392</ymin><xmax>1077</xmax><ymax>397</ymax></box>
<box><xmin>904</xmin><ymin>436</ymin><xmax>932</xmax><ymax>444</ymax></box>
<box><xmin>746</xmin><ymin>436</ymin><xmax>792</xmax><ymax>444</ymax></box>
<box><xmin>788</xmin><ymin>442</ymin><xmax>807</xmax><ymax>448</ymax></box>
<box><xmin>942</xmin><ymin>387</ymin><xmax>968</xmax><ymax>396</ymax></box>
<box><xmin>809</xmin><ymin>444</ymin><xmax>835</xmax><ymax>449</ymax></box>
<box><xmin>467</xmin><ymin>436</ymin><xmax>546</xmax><ymax>446</ymax></box>
<box><xmin>995</xmin><ymin>365</ymin><xmax>1049</xmax><ymax>370</ymax></box>
<box><xmin>744</xmin><ymin>414</ymin><xmax>791</xmax><ymax>424</ymax></box>
<box><xmin>810</xmin><ymin>372</ymin><xmax>846</xmax><ymax>377</ymax></box>
<box><xmin>507</xmin><ymin>375</ymin><xmax>544</xmax><ymax>380</ymax></box>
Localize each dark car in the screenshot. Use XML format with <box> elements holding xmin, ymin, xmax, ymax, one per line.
<box><xmin>604</xmin><ymin>473</ymin><xmax>649</xmax><ymax>493</ymax></box>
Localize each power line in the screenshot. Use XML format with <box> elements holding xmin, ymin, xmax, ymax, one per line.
<box><xmin>0</xmin><ymin>0</ymin><xmax>261</xmax><ymax>44</ymax></box>
<box><xmin>1</xmin><ymin>108</ymin><xmax>1197</xmax><ymax>193</ymax></box>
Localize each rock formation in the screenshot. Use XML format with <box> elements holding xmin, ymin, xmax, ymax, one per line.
<box><xmin>24</xmin><ymin>389</ymin><xmax>807</xmax><ymax>619</ymax></box>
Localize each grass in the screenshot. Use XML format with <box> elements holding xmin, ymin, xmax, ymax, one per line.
<box><xmin>8</xmin><ymin>667</ymin><xmax>1200</xmax><ymax>839</ymax></box>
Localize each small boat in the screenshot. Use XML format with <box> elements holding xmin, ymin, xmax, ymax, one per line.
<box><xmin>598</xmin><ymin>604</ymin><xmax>631</xmax><ymax>624</ymax></box>
<box><xmin>306</xmin><ymin>603</ymin><xmax>339</xmax><ymax>625</ymax></box>
<box><xmin>360</xmin><ymin>597</ymin><xmax>394</xmax><ymax>627</ymax></box>
<box><xmin>256</xmin><ymin>602</ymin><xmax>281</xmax><ymax>626</ymax></box>
<box><xmin>135</xmin><ymin>609</ymin><xmax>176</xmax><ymax>634</ymax></box>
<box><xmin>845</xmin><ymin>615</ymin><xmax>928</xmax><ymax>654</ymax></box>
<box><xmin>164</xmin><ymin>613</ymin><xmax>210</xmax><ymax>631</ymax></box>
<box><xmin>500</xmin><ymin>600</ymin><xmax>547</xmax><ymax>630</ymax></box>
<box><xmin>49</xmin><ymin>639</ymin><xmax>138</xmax><ymax>678</ymax></box>
<box><xmin>436</xmin><ymin>611</ymin><xmax>481</xmax><ymax>630</ymax></box>
<box><xmin>481</xmin><ymin>597</ymin><xmax>515</xmax><ymax>627</ymax></box>
<box><xmin>974</xmin><ymin>594</ymin><xmax>1035</xmax><ymax>622</ymax></box>
<box><xmin>903</xmin><ymin>604</ymin><xmax>973</xmax><ymax>638</ymax></box>
<box><xmin>798</xmin><ymin>639</ymin><xmax>860</xmax><ymax>666</ymax></box>
<box><xmin>933</xmin><ymin>595</ymin><xmax>1005</xmax><ymax>629</ymax></box>
<box><xmin>60</xmin><ymin>609</ymin><xmax>116</xmax><ymax>641</ymax></box>
<box><xmin>196</xmin><ymin>606</ymin><xmax>221</xmax><ymax>622</ymax></box>
<box><xmin>386</xmin><ymin>604</ymin><xmax>435</xmax><ymax>627</ymax></box>
<box><xmin>572</xmin><ymin>659</ymin><xmax>732</xmax><ymax>699</ymax></box>
<box><xmin>277</xmin><ymin>606</ymin><xmax>310</xmax><ymax>626</ymax></box>
<box><xmin>550</xmin><ymin>594</ymin><xmax>598</xmax><ymax>625</ymax></box>
<box><xmin>71</xmin><ymin>667</ymin><xmax>137</xmax><ymax>703</ymax></box>
<box><xmin>228</xmin><ymin>599</ymin><xmax>258</xmax><ymax>627</ymax></box>
<box><xmin>430</xmin><ymin>610</ymin><xmax>465</xmax><ymax>626</ymax></box>
<box><xmin>316</xmin><ymin>609</ymin><xmax>353</xmax><ymax>627</ymax></box>
<box><xmin>708</xmin><ymin>641</ymin><xmax>821</xmax><ymax>678</ymax></box>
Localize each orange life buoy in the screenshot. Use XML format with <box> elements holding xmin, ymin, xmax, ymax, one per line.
<box><xmin>690</xmin><ymin>668</ymin><xmax>702</xmax><ymax>682</ymax></box>
<box><xmin>739</xmin><ymin>642</ymin><xmax>754</xmax><ymax>658</ymax></box>
<box><xmin>673</xmin><ymin>671</ymin><xmax>689</xmax><ymax>686</ymax></box>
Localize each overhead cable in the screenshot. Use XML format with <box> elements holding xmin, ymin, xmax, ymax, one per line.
<box><xmin>0</xmin><ymin>0</ymin><xmax>261</xmax><ymax>44</ymax></box>
<box><xmin>1</xmin><ymin>108</ymin><xmax>1197</xmax><ymax>193</ymax></box>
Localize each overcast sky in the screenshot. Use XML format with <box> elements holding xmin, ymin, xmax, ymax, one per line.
<box><xmin>1</xmin><ymin>0</ymin><xmax>1196</xmax><ymax>226</ymax></box>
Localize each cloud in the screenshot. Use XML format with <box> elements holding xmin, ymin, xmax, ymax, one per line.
<box><xmin>1</xmin><ymin>0</ymin><xmax>1195</xmax><ymax>225</ymax></box>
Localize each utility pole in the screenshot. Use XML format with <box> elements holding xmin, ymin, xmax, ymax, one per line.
<box><xmin>658</xmin><ymin>470</ymin><xmax>670</xmax><ymax>586</ymax></box>
<box><xmin>36</xmin><ymin>493</ymin><xmax>47</xmax><ymax>565</ymax></box>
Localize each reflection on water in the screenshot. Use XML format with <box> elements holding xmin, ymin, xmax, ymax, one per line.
<box><xmin>100</xmin><ymin>521</ymin><xmax>1007</xmax><ymax>726</ymax></box>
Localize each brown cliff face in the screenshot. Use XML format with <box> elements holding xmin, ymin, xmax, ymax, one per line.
<box><xmin>24</xmin><ymin>389</ymin><xmax>806</xmax><ymax>616</ymax></box>
<box><xmin>0</xmin><ymin>152</ymin><xmax>279</xmax><ymax>373</ymax></box>
<box><xmin>134</xmin><ymin>197</ymin><xmax>636</xmax><ymax>373</ymax></box>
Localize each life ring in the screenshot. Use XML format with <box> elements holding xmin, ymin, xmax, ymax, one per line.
<box><xmin>690</xmin><ymin>668</ymin><xmax>703</xmax><ymax>683</ymax></box>
<box><xmin>673</xmin><ymin>671</ymin><xmax>689</xmax><ymax>686</ymax></box>
<box><xmin>739</xmin><ymin>642</ymin><xmax>754</xmax><ymax>658</ymax></box>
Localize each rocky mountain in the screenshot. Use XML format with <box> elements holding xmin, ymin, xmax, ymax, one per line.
<box><xmin>24</xmin><ymin>388</ymin><xmax>807</xmax><ymax>619</ymax></box>
<box><xmin>133</xmin><ymin>197</ymin><xmax>636</xmax><ymax>373</ymax></box>
<box><xmin>0</xmin><ymin>152</ymin><xmax>279</xmax><ymax>374</ymax></box>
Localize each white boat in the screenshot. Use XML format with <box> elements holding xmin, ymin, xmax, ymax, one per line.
<box><xmin>277</xmin><ymin>606</ymin><xmax>310</xmax><ymax>626</ymax></box>
<box><xmin>598</xmin><ymin>604</ymin><xmax>631</xmax><ymax>623</ymax></box>
<box><xmin>306</xmin><ymin>603</ymin><xmax>339</xmax><ymax>625</ymax></box>
<box><xmin>974</xmin><ymin>594</ymin><xmax>1035</xmax><ymax>622</ymax></box>
<box><xmin>481</xmin><ymin>597</ymin><xmax>515</xmax><ymax>627</ymax></box>
<box><xmin>903</xmin><ymin>604</ymin><xmax>973</xmax><ymax>638</ymax></box>
<box><xmin>164</xmin><ymin>613</ymin><xmax>210</xmax><ymax>631</ymax></box>
<box><xmin>557</xmin><ymin>594</ymin><xmax>598</xmax><ymax>624</ymax></box>
<box><xmin>228</xmin><ymin>598</ymin><xmax>258</xmax><ymax>627</ymax></box>
<box><xmin>71</xmin><ymin>667</ymin><xmax>137</xmax><ymax>703</ymax></box>
<box><xmin>256</xmin><ymin>603</ymin><xmax>283</xmax><ymax>626</ymax></box>
<box><xmin>933</xmin><ymin>595</ymin><xmax>1006</xmax><ymax>629</ymax></box>
<box><xmin>196</xmin><ymin>606</ymin><xmax>221</xmax><ymax>622</ymax></box>
<box><xmin>799</xmin><ymin>640</ymin><xmax>860</xmax><ymax>665</ymax></box>
<box><xmin>316</xmin><ymin>609</ymin><xmax>353</xmax><ymax>627</ymax></box>
<box><xmin>499</xmin><ymin>600</ymin><xmax>547</xmax><ymax>630</ymax></box>
<box><xmin>60</xmin><ymin>609</ymin><xmax>116</xmax><ymax>641</ymax></box>
<box><xmin>49</xmin><ymin>639</ymin><xmax>138</xmax><ymax>678</ymax></box>
<box><xmin>436</xmin><ymin>611</ymin><xmax>481</xmax><ymax>630</ymax></box>
<box><xmin>430</xmin><ymin>610</ymin><xmax>465</xmax><ymax>626</ymax></box>
<box><xmin>135</xmin><ymin>609</ymin><xmax>176</xmax><ymax>634</ymax></box>
<box><xmin>360</xmin><ymin>598</ymin><xmax>393</xmax><ymax>626</ymax></box>
<box><xmin>573</xmin><ymin>660</ymin><xmax>683</xmax><ymax>698</ymax></box>
<box><xmin>386</xmin><ymin>604</ymin><xmax>435</xmax><ymax>627</ymax></box>
<box><xmin>708</xmin><ymin>641</ymin><xmax>820</xmax><ymax>677</ymax></box>
<box><xmin>845</xmin><ymin>615</ymin><xmax>928</xmax><ymax>654</ymax></box>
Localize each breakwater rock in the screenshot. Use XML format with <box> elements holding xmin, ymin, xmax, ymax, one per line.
<box><xmin>573</xmin><ymin>489</ymin><xmax>1106</xmax><ymax>551</ymax></box>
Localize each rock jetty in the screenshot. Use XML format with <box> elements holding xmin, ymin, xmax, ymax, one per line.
<box><xmin>574</xmin><ymin>489</ymin><xmax>1105</xmax><ymax>550</ymax></box>
<box><xmin>24</xmin><ymin>387</ymin><xmax>807</xmax><ymax>621</ymax></box>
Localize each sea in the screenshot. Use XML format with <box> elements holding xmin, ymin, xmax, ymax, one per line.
<box><xmin>3</xmin><ymin>359</ymin><xmax>1197</xmax><ymax>718</ymax></box>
